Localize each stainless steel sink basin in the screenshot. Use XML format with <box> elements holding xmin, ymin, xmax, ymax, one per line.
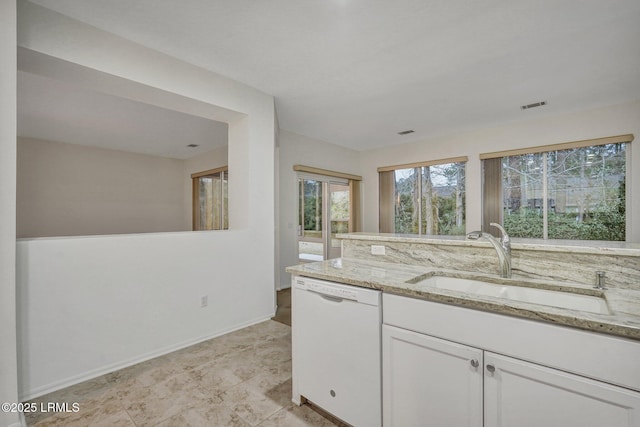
<box><xmin>410</xmin><ymin>276</ymin><xmax>610</xmax><ymax>315</ymax></box>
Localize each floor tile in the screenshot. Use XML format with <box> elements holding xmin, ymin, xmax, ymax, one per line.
<box><xmin>31</xmin><ymin>388</ymin><xmax>134</xmax><ymax>427</ymax></box>
<box><xmin>258</xmin><ymin>403</ymin><xmax>343</xmax><ymax>427</ymax></box>
<box><xmin>24</xmin><ymin>320</ymin><xmax>340</xmax><ymax>427</ymax></box>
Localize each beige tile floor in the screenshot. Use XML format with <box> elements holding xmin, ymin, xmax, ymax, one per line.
<box><xmin>25</xmin><ymin>320</ymin><xmax>343</xmax><ymax>426</ymax></box>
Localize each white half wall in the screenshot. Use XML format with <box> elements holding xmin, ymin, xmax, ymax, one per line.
<box><xmin>16</xmin><ymin>231</ymin><xmax>274</xmax><ymax>398</ymax></box>
<box><xmin>16</xmin><ymin>2</ymin><xmax>275</xmax><ymax>398</ymax></box>
<box><xmin>278</xmin><ymin>130</ymin><xmax>361</xmax><ymax>288</ymax></box>
<box><xmin>0</xmin><ymin>0</ymin><xmax>20</xmax><ymax>425</ymax></box>
<box><xmin>359</xmin><ymin>100</ymin><xmax>640</xmax><ymax>242</ymax></box>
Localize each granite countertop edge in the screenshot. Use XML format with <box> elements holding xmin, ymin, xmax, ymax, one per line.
<box><xmin>286</xmin><ymin>258</ymin><xmax>640</xmax><ymax>341</ymax></box>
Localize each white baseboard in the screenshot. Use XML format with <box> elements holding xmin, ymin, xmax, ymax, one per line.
<box><xmin>19</xmin><ymin>313</ymin><xmax>275</xmax><ymax>401</ymax></box>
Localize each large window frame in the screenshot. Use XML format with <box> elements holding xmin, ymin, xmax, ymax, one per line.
<box><xmin>481</xmin><ymin>134</ymin><xmax>633</xmax><ymax>241</ymax></box>
<box><xmin>378</xmin><ymin>156</ymin><xmax>467</xmax><ymax>236</ymax></box>
<box><xmin>192</xmin><ymin>166</ymin><xmax>228</xmax><ymax>231</ymax></box>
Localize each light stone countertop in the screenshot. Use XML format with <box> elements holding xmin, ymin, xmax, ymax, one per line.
<box><xmin>286</xmin><ymin>258</ymin><xmax>640</xmax><ymax>341</ymax></box>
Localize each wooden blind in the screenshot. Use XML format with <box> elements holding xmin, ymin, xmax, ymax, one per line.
<box><xmin>191</xmin><ymin>166</ymin><xmax>228</xmax><ymax>179</ymax></box>
<box><xmin>482</xmin><ymin>158</ymin><xmax>502</xmax><ymax>236</ymax></box>
<box><xmin>349</xmin><ymin>180</ymin><xmax>361</xmax><ymax>232</ymax></box>
<box><xmin>378</xmin><ymin>171</ymin><xmax>395</xmax><ymax>233</ymax></box>
<box><xmin>480</xmin><ymin>134</ymin><xmax>633</xmax><ymax>160</ymax></box>
<box><xmin>293</xmin><ymin>165</ymin><xmax>362</xmax><ymax>181</ymax></box>
<box><xmin>377</xmin><ymin>156</ymin><xmax>468</xmax><ymax>173</ymax></box>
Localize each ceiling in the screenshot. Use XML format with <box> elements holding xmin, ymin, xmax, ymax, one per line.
<box><xmin>18</xmin><ymin>71</ymin><xmax>229</xmax><ymax>159</ymax></box>
<box><xmin>22</xmin><ymin>0</ymin><xmax>640</xmax><ymax>153</ymax></box>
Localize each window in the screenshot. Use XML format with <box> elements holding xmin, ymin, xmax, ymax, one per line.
<box><xmin>379</xmin><ymin>157</ymin><xmax>466</xmax><ymax>235</ymax></box>
<box><xmin>481</xmin><ymin>134</ymin><xmax>633</xmax><ymax>241</ymax></box>
<box><xmin>192</xmin><ymin>167</ymin><xmax>228</xmax><ymax>230</ymax></box>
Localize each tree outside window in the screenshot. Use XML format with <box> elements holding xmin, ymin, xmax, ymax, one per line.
<box><xmin>502</xmin><ymin>143</ymin><xmax>626</xmax><ymax>241</ymax></box>
<box><xmin>389</xmin><ymin>161</ymin><xmax>466</xmax><ymax>236</ymax></box>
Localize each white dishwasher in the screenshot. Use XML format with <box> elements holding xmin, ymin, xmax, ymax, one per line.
<box><xmin>291</xmin><ymin>276</ymin><xmax>381</xmax><ymax>427</ymax></box>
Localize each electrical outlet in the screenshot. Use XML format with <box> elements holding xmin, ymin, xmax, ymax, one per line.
<box><xmin>371</xmin><ymin>245</ymin><xmax>386</xmax><ymax>255</ymax></box>
<box><xmin>201</xmin><ymin>295</ymin><xmax>208</xmax><ymax>308</ymax></box>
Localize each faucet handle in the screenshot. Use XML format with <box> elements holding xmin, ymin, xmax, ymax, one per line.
<box><xmin>594</xmin><ymin>271</ymin><xmax>607</xmax><ymax>290</ymax></box>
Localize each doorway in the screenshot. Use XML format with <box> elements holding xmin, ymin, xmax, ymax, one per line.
<box><xmin>297</xmin><ymin>176</ymin><xmax>350</xmax><ymax>262</ymax></box>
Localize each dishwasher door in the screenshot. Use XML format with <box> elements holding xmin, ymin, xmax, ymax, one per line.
<box><xmin>292</xmin><ymin>277</ymin><xmax>381</xmax><ymax>427</ymax></box>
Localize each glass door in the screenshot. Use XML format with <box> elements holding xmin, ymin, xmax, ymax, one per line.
<box><xmin>328</xmin><ymin>182</ymin><xmax>350</xmax><ymax>259</ymax></box>
<box><xmin>298</xmin><ymin>178</ymin><xmax>324</xmax><ymax>262</ymax></box>
<box><xmin>298</xmin><ymin>176</ymin><xmax>350</xmax><ymax>262</ymax></box>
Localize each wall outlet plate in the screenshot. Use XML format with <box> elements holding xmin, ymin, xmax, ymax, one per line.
<box><xmin>371</xmin><ymin>245</ymin><xmax>386</xmax><ymax>255</ymax></box>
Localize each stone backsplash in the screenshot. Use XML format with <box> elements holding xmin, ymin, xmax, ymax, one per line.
<box><xmin>340</xmin><ymin>234</ymin><xmax>640</xmax><ymax>290</ymax></box>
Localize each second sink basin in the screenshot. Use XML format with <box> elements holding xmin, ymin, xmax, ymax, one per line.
<box><xmin>411</xmin><ymin>275</ymin><xmax>610</xmax><ymax>315</ymax></box>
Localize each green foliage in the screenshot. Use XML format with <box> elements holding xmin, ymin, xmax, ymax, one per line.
<box><xmin>436</xmin><ymin>193</ymin><xmax>466</xmax><ymax>236</ymax></box>
<box><xmin>584</xmin><ymin>180</ymin><xmax>625</xmax><ymax>241</ymax></box>
<box><xmin>504</xmin><ymin>211</ymin><xmax>543</xmax><ymax>238</ymax></box>
<box><xmin>302</xmin><ymin>181</ymin><xmax>322</xmax><ymax>231</ymax></box>
<box><xmin>505</xmin><ymin>181</ymin><xmax>625</xmax><ymax>241</ymax></box>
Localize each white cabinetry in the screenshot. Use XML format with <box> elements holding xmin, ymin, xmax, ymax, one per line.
<box><xmin>383</xmin><ymin>294</ymin><xmax>640</xmax><ymax>427</ymax></box>
<box><xmin>484</xmin><ymin>352</ymin><xmax>640</xmax><ymax>427</ymax></box>
<box><xmin>383</xmin><ymin>325</ymin><xmax>482</xmax><ymax>427</ymax></box>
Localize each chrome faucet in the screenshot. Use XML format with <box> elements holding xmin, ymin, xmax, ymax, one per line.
<box><xmin>467</xmin><ymin>223</ymin><xmax>512</xmax><ymax>278</ymax></box>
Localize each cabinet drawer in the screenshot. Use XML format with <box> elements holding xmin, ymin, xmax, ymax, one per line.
<box><xmin>383</xmin><ymin>293</ymin><xmax>640</xmax><ymax>392</ymax></box>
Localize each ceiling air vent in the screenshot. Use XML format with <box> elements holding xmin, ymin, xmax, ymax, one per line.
<box><xmin>186</xmin><ymin>144</ymin><xmax>200</xmax><ymax>148</ymax></box>
<box><xmin>520</xmin><ymin>101</ymin><xmax>547</xmax><ymax>110</ymax></box>
<box><xmin>397</xmin><ymin>130</ymin><xmax>415</xmax><ymax>135</ymax></box>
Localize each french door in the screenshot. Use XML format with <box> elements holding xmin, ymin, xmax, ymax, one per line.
<box><xmin>297</xmin><ymin>176</ymin><xmax>350</xmax><ymax>262</ymax></box>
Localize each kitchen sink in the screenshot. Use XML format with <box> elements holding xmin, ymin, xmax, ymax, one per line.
<box><xmin>409</xmin><ymin>275</ymin><xmax>611</xmax><ymax>315</ymax></box>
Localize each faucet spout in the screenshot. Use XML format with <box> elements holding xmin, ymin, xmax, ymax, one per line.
<box><xmin>466</xmin><ymin>223</ymin><xmax>512</xmax><ymax>278</ymax></box>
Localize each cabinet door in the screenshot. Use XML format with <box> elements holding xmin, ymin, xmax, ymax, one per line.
<box><xmin>484</xmin><ymin>352</ymin><xmax>640</xmax><ymax>427</ymax></box>
<box><xmin>382</xmin><ymin>325</ymin><xmax>483</xmax><ymax>427</ymax></box>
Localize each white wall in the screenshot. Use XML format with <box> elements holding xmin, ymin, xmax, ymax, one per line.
<box><xmin>17</xmin><ymin>137</ymin><xmax>229</xmax><ymax>237</ymax></box>
<box><xmin>16</xmin><ymin>2</ymin><xmax>275</xmax><ymax>399</ymax></box>
<box><xmin>278</xmin><ymin>130</ymin><xmax>361</xmax><ymax>288</ymax></box>
<box><xmin>17</xmin><ymin>137</ymin><xmax>187</xmax><ymax>237</ymax></box>
<box><xmin>0</xmin><ymin>1</ymin><xmax>20</xmax><ymax>425</ymax></box>
<box><xmin>359</xmin><ymin>101</ymin><xmax>640</xmax><ymax>242</ymax></box>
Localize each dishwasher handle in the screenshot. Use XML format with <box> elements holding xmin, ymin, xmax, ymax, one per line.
<box><xmin>295</xmin><ymin>278</ymin><xmax>381</xmax><ymax>306</ymax></box>
<box><xmin>300</xmin><ymin>281</ymin><xmax>359</xmax><ymax>302</ymax></box>
<box><xmin>313</xmin><ymin>292</ymin><xmax>345</xmax><ymax>303</ymax></box>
